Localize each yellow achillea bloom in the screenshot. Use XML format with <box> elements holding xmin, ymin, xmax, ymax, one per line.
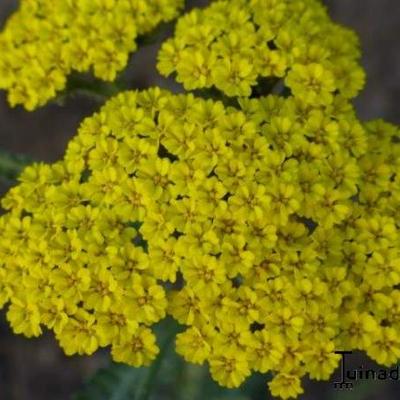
<box><xmin>0</xmin><ymin>0</ymin><xmax>183</xmax><ymax>110</ymax></box>
<box><xmin>158</xmin><ymin>0</ymin><xmax>365</xmax><ymax>101</ymax></box>
<box><xmin>0</xmin><ymin>88</ymin><xmax>400</xmax><ymax>398</ymax></box>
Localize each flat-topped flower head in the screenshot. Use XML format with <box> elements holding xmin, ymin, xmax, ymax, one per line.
<box><xmin>0</xmin><ymin>0</ymin><xmax>184</xmax><ymax>110</ymax></box>
<box><xmin>0</xmin><ymin>88</ymin><xmax>399</xmax><ymax>399</ymax></box>
<box><xmin>158</xmin><ymin>0</ymin><xmax>365</xmax><ymax>102</ymax></box>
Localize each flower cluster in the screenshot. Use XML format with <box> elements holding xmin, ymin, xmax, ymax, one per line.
<box><xmin>1</xmin><ymin>88</ymin><xmax>399</xmax><ymax>399</ymax></box>
<box><xmin>0</xmin><ymin>0</ymin><xmax>183</xmax><ymax>110</ymax></box>
<box><xmin>158</xmin><ymin>0</ymin><xmax>365</xmax><ymax>101</ymax></box>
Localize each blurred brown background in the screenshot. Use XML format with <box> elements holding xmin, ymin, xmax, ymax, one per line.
<box><xmin>0</xmin><ymin>1</ymin><xmax>399</xmax><ymax>399</ymax></box>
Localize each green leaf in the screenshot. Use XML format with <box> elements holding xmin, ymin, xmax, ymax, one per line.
<box><xmin>72</xmin><ymin>318</ymin><xmax>183</xmax><ymax>400</ymax></box>
<box><xmin>0</xmin><ymin>149</ymin><xmax>34</xmax><ymax>195</ymax></box>
<box><xmin>0</xmin><ymin>149</ymin><xmax>33</xmax><ymax>182</ymax></box>
<box><xmin>72</xmin><ymin>362</ymin><xmax>145</xmax><ymax>400</ymax></box>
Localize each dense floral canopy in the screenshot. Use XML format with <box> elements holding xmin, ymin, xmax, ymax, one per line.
<box><xmin>0</xmin><ymin>0</ymin><xmax>183</xmax><ymax>109</ymax></box>
<box><xmin>158</xmin><ymin>0</ymin><xmax>365</xmax><ymax>100</ymax></box>
<box><xmin>0</xmin><ymin>1</ymin><xmax>399</xmax><ymax>399</ymax></box>
<box><xmin>1</xmin><ymin>88</ymin><xmax>399</xmax><ymax>399</ymax></box>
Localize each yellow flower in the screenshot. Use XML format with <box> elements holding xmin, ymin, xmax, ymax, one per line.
<box><xmin>286</xmin><ymin>63</ymin><xmax>336</xmax><ymax>105</ymax></box>
<box><xmin>367</xmin><ymin>327</ymin><xmax>400</xmax><ymax>367</ymax></box>
<box><xmin>85</xmin><ymin>266</ymin><xmax>121</xmax><ymax>312</ymax></box>
<box><xmin>212</xmin><ymin>57</ymin><xmax>258</xmax><ymax>97</ymax></box>
<box><xmin>159</xmin><ymin>0</ymin><xmax>364</xmax><ymax>101</ymax></box>
<box><xmin>303</xmin><ymin>341</ymin><xmax>341</xmax><ymax>380</ymax></box>
<box><xmin>175</xmin><ymin>326</ymin><xmax>214</xmax><ymax>364</ymax></box>
<box><xmin>57</xmin><ymin>310</ymin><xmax>99</xmax><ymax>356</ymax></box>
<box><xmin>182</xmin><ymin>253</ymin><xmax>227</xmax><ymax>294</ymax></box>
<box><xmin>176</xmin><ymin>49</ymin><xmax>216</xmax><ymax>90</ymax></box>
<box><xmin>0</xmin><ymin>87</ymin><xmax>399</xmax><ymax>399</ymax></box>
<box><xmin>220</xmin><ymin>234</ymin><xmax>255</xmax><ymax>278</ymax></box>
<box><xmin>338</xmin><ymin>311</ymin><xmax>379</xmax><ymax>350</ymax></box>
<box><xmin>111</xmin><ymin>326</ymin><xmax>159</xmax><ymax>367</ymax></box>
<box><xmin>0</xmin><ymin>0</ymin><xmax>184</xmax><ymax>110</ymax></box>
<box><xmin>125</xmin><ymin>273</ymin><xmax>167</xmax><ymax>324</ymax></box>
<box><xmin>249</xmin><ymin>329</ymin><xmax>285</xmax><ymax>373</ymax></box>
<box><xmin>7</xmin><ymin>296</ymin><xmax>42</xmax><ymax>338</ymax></box>
<box><xmin>209</xmin><ymin>348</ymin><xmax>251</xmax><ymax>388</ymax></box>
<box><xmin>265</xmin><ymin>307</ymin><xmax>304</xmax><ymax>340</ymax></box>
<box><xmin>268</xmin><ymin>372</ymin><xmax>304</xmax><ymax>400</ymax></box>
<box><xmin>148</xmin><ymin>237</ymin><xmax>181</xmax><ymax>282</ymax></box>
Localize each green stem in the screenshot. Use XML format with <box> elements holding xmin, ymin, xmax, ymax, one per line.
<box><xmin>54</xmin><ymin>74</ymin><xmax>124</xmax><ymax>105</ymax></box>
<box><xmin>138</xmin><ymin>319</ymin><xmax>181</xmax><ymax>400</ymax></box>
<box><xmin>193</xmin><ymin>87</ymin><xmax>239</xmax><ymax>108</ymax></box>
